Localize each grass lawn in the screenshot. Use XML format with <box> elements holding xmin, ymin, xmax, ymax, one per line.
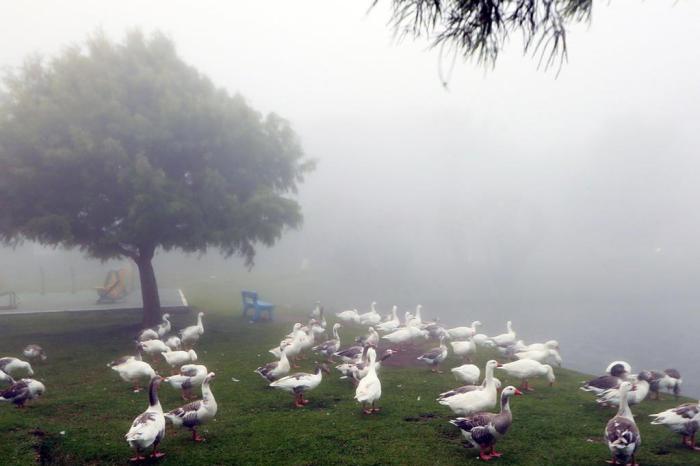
<box><xmin>0</xmin><ymin>288</ymin><xmax>696</xmax><ymax>465</ymax></box>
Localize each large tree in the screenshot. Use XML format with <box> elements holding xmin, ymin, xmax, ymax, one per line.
<box><xmin>0</xmin><ymin>31</ymin><xmax>313</xmax><ymax>326</ymax></box>
<box><xmin>375</xmin><ymin>0</ymin><xmax>593</xmax><ymax>74</ymax></box>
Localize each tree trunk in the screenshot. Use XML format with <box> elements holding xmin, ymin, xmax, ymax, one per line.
<box><xmin>135</xmin><ymin>249</ymin><xmax>161</xmax><ymax>328</ymax></box>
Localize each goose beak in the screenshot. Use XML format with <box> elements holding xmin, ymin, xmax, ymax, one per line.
<box><xmin>496</xmin><ymin>363</ymin><xmax>503</xmax><ymax>367</ymax></box>
<box><xmin>514</xmin><ymin>389</ymin><xmax>523</xmax><ymax>396</ymax></box>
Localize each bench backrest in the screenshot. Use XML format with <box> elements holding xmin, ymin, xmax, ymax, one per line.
<box><xmin>241</xmin><ymin>290</ymin><xmax>258</xmax><ymax>305</ymax></box>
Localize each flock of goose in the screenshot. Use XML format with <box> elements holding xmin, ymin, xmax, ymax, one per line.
<box><xmin>1</xmin><ymin>302</ymin><xmax>698</xmax><ymax>464</ymax></box>
<box><xmin>254</xmin><ymin>302</ymin><xmax>698</xmax><ymax>464</ymax></box>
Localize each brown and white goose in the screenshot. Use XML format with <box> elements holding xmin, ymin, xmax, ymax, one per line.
<box><xmin>255</xmin><ymin>349</ymin><xmax>291</xmax><ymax>382</ymax></box>
<box><xmin>125</xmin><ymin>376</ymin><xmax>165</xmax><ymax>461</ymax></box>
<box><xmin>164</xmin><ymin>364</ymin><xmax>208</xmax><ymax>400</ymax></box>
<box><xmin>649</xmin><ymin>369</ymin><xmax>682</xmax><ymax>400</ymax></box>
<box><xmin>581</xmin><ymin>363</ymin><xmax>629</xmax><ymax>396</ymax></box>
<box><xmin>0</xmin><ymin>378</ymin><xmax>45</xmax><ymax>407</ymax></box>
<box><xmin>417</xmin><ymin>336</ymin><xmax>448</xmax><ymax>373</ymax></box>
<box><xmin>449</xmin><ymin>385</ymin><xmax>522</xmax><ymax>461</ymax></box>
<box><xmin>312</xmin><ymin>323</ymin><xmax>342</xmax><ymax>361</ymax></box>
<box><xmin>22</xmin><ymin>345</ymin><xmax>47</xmax><ymax>362</ymax></box>
<box><xmin>270</xmin><ymin>364</ymin><xmax>330</xmax><ymax>408</ymax></box>
<box><xmin>605</xmin><ymin>381</ymin><xmax>641</xmax><ymax>466</ymax></box>
<box><xmin>165</xmin><ymin>372</ymin><xmax>217</xmax><ymax>442</ymax></box>
<box><xmin>650</xmin><ymin>400</ymin><xmax>700</xmax><ymax>451</ymax></box>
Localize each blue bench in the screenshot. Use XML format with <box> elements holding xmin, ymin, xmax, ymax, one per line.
<box><xmin>241</xmin><ymin>290</ymin><xmax>274</xmax><ymax>322</ymax></box>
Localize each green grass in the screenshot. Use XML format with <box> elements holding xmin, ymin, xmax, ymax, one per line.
<box><xmin>0</xmin><ymin>288</ymin><xmax>696</xmax><ymax>465</ymax></box>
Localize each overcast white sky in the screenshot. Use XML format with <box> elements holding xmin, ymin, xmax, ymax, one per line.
<box><xmin>3</xmin><ymin>1</ymin><xmax>700</xmax><ymax>306</ymax></box>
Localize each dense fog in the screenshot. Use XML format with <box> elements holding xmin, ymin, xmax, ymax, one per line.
<box><xmin>2</xmin><ymin>1</ymin><xmax>700</xmax><ymax>392</ymax></box>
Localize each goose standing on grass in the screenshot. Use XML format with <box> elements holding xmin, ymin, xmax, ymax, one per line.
<box><xmin>523</xmin><ymin>340</ymin><xmax>560</xmax><ymax>352</ymax></box>
<box><xmin>136</xmin><ymin>327</ymin><xmax>159</xmax><ymax>342</ymax></box>
<box><xmin>164</xmin><ymin>364</ymin><xmax>208</xmax><ymax>400</ymax></box>
<box><xmin>515</xmin><ymin>348</ymin><xmax>562</xmax><ymax>367</ymax></box>
<box><xmin>438</xmin><ymin>375</ymin><xmax>503</xmax><ymax>401</ymax></box>
<box><xmin>166</xmin><ymin>372</ymin><xmax>217</xmax><ymax>442</ymax></box>
<box><xmin>355</xmin><ymin>327</ymin><xmax>379</xmax><ymax>347</ymax></box>
<box><xmin>438</xmin><ymin>360</ymin><xmax>501</xmax><ymax>416</ymax></box>
<box><xmin>336</xmin><ymin>309</ymin><xmax>360</xmax><ymax>324</ymax></box>
<box><xmin>581</xmin><ymin>364</ymin><xmax>629</xmax><ymax>396</ymax></box>
<box><xmin>255</xmin><ymin>349</ymin><xmax>291</xmax><ymax>382</ymax></box>
<box><xmin>156</xmin><ymin>314</ymin><xmax>171</xmax><ymax>338</ymax></box>
<box><xmin>450</xmin><ymin>338</ymin><xmax>476</xmax><ymax>362</ymax></box>
<box><xmin>139</xmin><ymin>340</ymin><xmax>171</xmax><ymax>361</ymax></box>
<box><xmin>489</xmin><ymin>321</ymin><xmax>516</xmax><ymax>347</ymax></box>
<box><xmin>164</xmin><ymin>336</ymin><xmax>182</xmax><ymax>351</ymax></box>
<box><xmin>0</xmin><ymin>378</ymin><xmax>45</xmax><ymax>407</ymax></box>
<box><xmin>382</xmin><ymin>326</ymin><xmax>429</xmax><ymax>346</ymax></box>
<box><xmin>451</xmin><ymin>364</ymin><xmax>481</xmax><ymax>385</ymax></box>
<box><xmin>605</xmin><ymin>381</ymin><xmax>641</xmax><ymax>466</ymax></box>
<box><xmin>417</xmin><ymin>336</ymin><xmax>448</xmax><ymax>373</ymax></box>
<box><xmin>0</xmin><ymin>357</ymin><xmax>33</xmax><ymax>377</ymax></box>
<box><xmin>449</xmin><ymin>386</ymin><xmax>522</xmax><ymax>461</ymax></box>
<box><xmin>125</xmin><ymin>376</ymin><xmax>166</xmax><ymax>461</ymax></box>
<box><xmin>312</xmin><ymin>323</ymin><xmax>342</xmax><ymax>362</ymax></box>
<box><xmin>447</xmin><ymin>321</ymin><xmax>482</xmax><ymax>340</ymax></box>
<box><xmin>22</xmin><ymin>345</ymin><xmax>47</xmax><ymax>362</ymax></box>
<box><xmin>358</xmin><ymin>302</ymin><xmax>382</xmax><ymax>326</ymax></box>
<box><xmin>270</xmin><ymin>364</ymin><xmax>329</xmax><ymax>408</ymax></box>
<box><xmin>180</xmin><ymin>312</ymin><xmax>204</xmax><ymax>348</ymax></box>
<box><xmin>113</xmin><ymin>359</ymin><xmax>157</xmax><ymax>393</ymax></box>
<box><xmin>108</xmin><ymin>344</ymin><xmax>143</xmax><ymax>368</ymax></box>
<box><xmin>650</xmin><ymin>400</ymin><xmax>700</xmax><ymax>451</ymax></box>
<box><xmin>349</xmin><ymin>349</ymin><xmax>397</xmax><ymax>382</ymax></box>
<box><xmin>162</xmin><ymin>350</ymin><xmax>198</xmax><ymax>372</ymax></box>
<box><xmin>597</xmin><ymin>371</ymin><xmax>652</xmax><ymax>408</ymax></box>
<box><xmin>649</xmin><ymin>369</ymin><xmax>682</xmax><ymax>400</ymax></box>
<box><xmin>497</xmin><ymin>359</ymin><xmax>555</xmax><ymax>392</ymax></box>
<box><xmin>355</xmin><ymin>347</ymin><xmax>381</xmax><ymax>414</ymax></box>
<box><xmin>473</xmin><ymin>333</ymin><xmax>495</xmax><ymax>348</ymax></box>
<box><xmin>407</xmin><ymin>305</ymin><xmax>423</xmax><ymax>327</ymax></box>
<box><xmin>376</xmin><ymin>306</ymin><xmax>400</xmax><ymax>333</ymax></box>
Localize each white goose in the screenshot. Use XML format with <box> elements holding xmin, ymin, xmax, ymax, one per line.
<box><xmin>161</xmin><ymin>349</ymin><xmax>197</xmax><ymax>371</ymax></box>
<box><xmin>22</xmin><ymin>345</ymin><xmax>47</xmax><ymax>362</ymax></box>
<box><xmin>450</xmin><ymin>338</ymin><xmax>476</xmax><ymax>362</ymax></box>
<box><xmin>597</xmin><ymin>371</ymin><xmax>652</xmax><ymax>407</ymax></box>
<box><xmin>312</xmin><ymin>323</ymin><xmax>342</xmax><ymax>361</ymax></box>
<box><xmin>451</xmin><ymin>364</ymin><xmax>481</xmax><ymax>385</ymax></box>
<box><xmin>113</xmin><ymin>359</ymin><xmax>157</xmax><ymax>392</ymax></box>
<box><xmin>438</xmin><ymin>360</ymin><xmax>500</xmax><ymax>416</ymax></box>
<box><xmin>125</xmin><ymin>376</ymin><xmax>165</xmax><ymax>461</ymax></box>
<box><xmin>255</xmin><ymin>349</ymin><xmax>291</xmax><ymax>382</ymax></box>
<box><xmin>139</xmin><ymin>340</ymin><xmax>171</xmax><ymax>360</ymax></box>
<box><xmin>165</xmin><ymin>372</ymin><xmax>217</xmax><ymax>442</ymax></box>
<box><xmin>497</xmin><ymin>359</ymin><xmax>555</xmax><ymax>391</ymax></box>
<box><xmin>336</xmin><ymin>309</ymin><xmax>360</xmax><ymax>324</ymax></box>
<box><xmin>650</xmin><ymin>400</ymin><xmax>700</xmax><ymax>450</ymax></box>
<box><xmin>473</xmin><ymin>333</ymin><xmax>495</xmax><ymax>348</ymax></box>
<box><xmin>515</xmin><ymin>348</ymin><xmax>562</xmax><ymax>367</ymax></box>
<box><xmin>355</xmin><ymin>327</ymin><xmax>379</xmax><ymax>347</ymax></box>
<box><xmin>136</xmin><ymin>328</ymin><xmax>159</xmax><ymax>342</ymax></box>
<box><xmin>447</xmin><ymin>321</ymin><xmax>482</xmax><ymax>340</ymax></box>
<box><xmin>354</xmin><ymin>347</ymin><xmax>382</xmax><ymax>414</ymax></box>
<box><xmin>605</xmin><ymin>381</ymin><xmax>641</xmax><ymax>466</ymax></box>
<box><xmin>348</xmin><ymin>349</ymin><xmax>397</xmax><ymax>382</ymax></box>
<box><xmin>164</xmin><ymin>335</ymin><xmax>182</xmax><ymax>351</ymax></box>
<box><xmin>270</xmin><ymin>365</ymin><xmax>329</xmax><ymax>408</ymax></box>
<box><xmin>490</xmin><ymin>321</ymin><xmax>516</xmax><ymax>347</ymax></box>
<box><xmin>358</xmin><ymin>302</ymin><xmax>382</xmax><ymax>326</ymax></box>
<box><xmin>0</xmin><ymin>357</ymin><xmax>33</xmax><ymax>377</ymax></box>
<box><xmin>180</xmin><ymin>312</ymin><xmax>204</xmax><ymax>347</ymax></box>
<box><xmin>156</xmin><ymin>313</ymin><xmax>171</xmax><ymax>338</ymax></box>
<box><xmin>523</xmin><ymin>340</ymin><xmax>559</xmax><ymax>352</ymax></box>
<box><xmin>382</xmin><ymin>326</ymin><xmax>429</xmax><ymax>345</ymax></box>
<box><xmin>407</xmin><ymin>305</ymin><xmax>423</xmax><ymax>327</ymax></box>
<box><xmin>164</xmin><ymin>364</ymin><xmax>207</xmax><ymax>400</ymax></box>
<box><xmin>0</xmin><ymin>370</ymin><xmax>14</xmax><ymax>386</ymax></box>
<box><xmin>376</xmin><ymin>306</ymin><xmax>400</xmax><ymax>333</ymax></box>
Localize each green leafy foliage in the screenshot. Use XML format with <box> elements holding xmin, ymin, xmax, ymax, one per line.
<box><xmin>0</xmin><ymin>30</ymin><xmax>311</xmax><ymax>265</ymax></box>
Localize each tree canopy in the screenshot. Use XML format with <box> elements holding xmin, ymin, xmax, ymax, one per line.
<box><xmin>375</xmin><ymin>0</ymin><xmax>593</xmax><ymax>73</ymax></box>
<box><xmin>0</xmin><ymin>31</ymin><xmax>313</xmax><ymax>325</ymax></box>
